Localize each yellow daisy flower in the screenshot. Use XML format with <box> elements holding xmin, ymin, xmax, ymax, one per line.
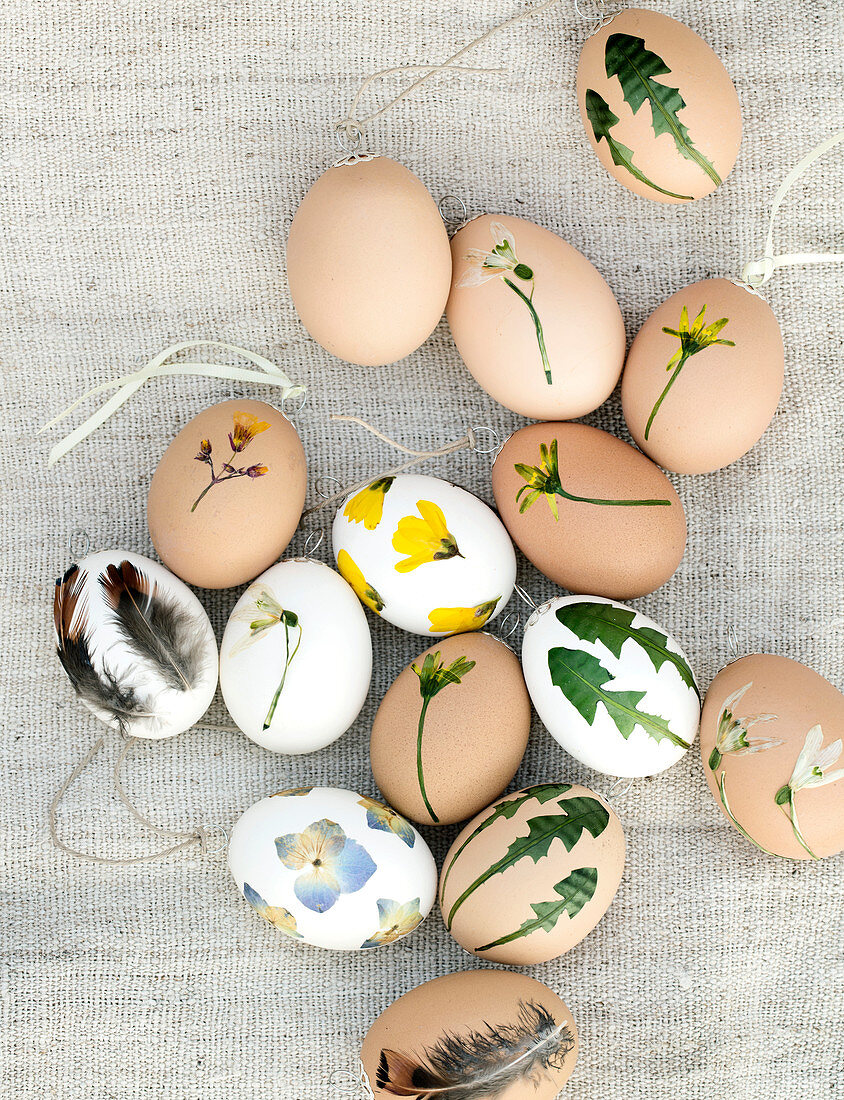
<box><xmin>343</xmin><ymin>477</ymin><xmax>394</xmax><ymax>531</ymax></box>
<box><xmin>428</xmin><ymin>598</ymin><xmax>500</xmax><ymax>636</ymax></box>
<box><xmin>337</xmin><ymin>549</ymin><xmax>385</xmax><ymax>614</ymax></box>
<box><xmin>392</xmin><ymin>500</ymin><xmax>463</xmax><ymax>573</ymax></box>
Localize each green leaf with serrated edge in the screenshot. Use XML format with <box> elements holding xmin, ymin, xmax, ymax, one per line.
<box><xmin>548</xmin><ymin>646</ymin><xmax>691</xmax><ymax>750</ymax></box>
<box><xmin>604</xmin><ymin>33</ymin><xmax>721</xmax><ymax>186</ymax></box>
<box><xmin>474</xmin><ymin>867</ymin><xmax>598</xmax><ymax>952</ymax></box>
<box><xmin>555</xmin><ymin>602</ymin><xmax>700</xmax><ymax>700</ymax></box>
<box><xmin>445</xmin><ymin>796</ymin><xmax>609</xmax><ymax>929</ymax></box>
<box><xmin>439</xmin><ymin>784</ymin><xmax>571</xmax><ymax>901</ymax></box>
<box><xmin>584</xmin><ymin>89</ymin><xmax>693</xmax><ymax>201</ymax></box>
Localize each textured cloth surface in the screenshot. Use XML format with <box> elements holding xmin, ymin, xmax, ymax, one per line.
<box><xmin>1</xmin><ymin>1</ymin><xmax>842</xmax><ymax>1097</ymax></box>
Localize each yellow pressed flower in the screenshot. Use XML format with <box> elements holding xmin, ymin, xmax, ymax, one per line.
<box><xmin>343</xmin><ymin>477</ymin><xmax>394</xmax><ymax>531</ymax></box>
<box><xmin>428</xmin><ymin>598</ymin><xmax>499</xmax><ymax>636</ymax></box>
<box><xmin>392</xmin><ymin>500</ymin><xmax>463</xmax><ymax>573</ymax></box>
<box><xmin>230</xmin><ymin>411</ymin><xmax>271</xmax><ymax>452</ymax></box>
<box><xmin>336</xmin><ymin>549</ymin><xmax>385</xmax><ymax>614</ymax></box>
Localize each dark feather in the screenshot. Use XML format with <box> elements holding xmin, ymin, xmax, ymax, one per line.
<box><xmin>376</xmin><ymin>1000</ymin><xmax>575</xmax><ymax>1099</ymax></box>
<box><xmin>54</xmin><ymin>564</ymin><xmax>146</xmax><ymax>734</ymax></box>
<box><xmin>99</xmin><ymin>560</ymin><xmax>202</xmax><ymax>692</ymax></box>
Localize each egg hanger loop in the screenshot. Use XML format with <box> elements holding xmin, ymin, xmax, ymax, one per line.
<box><xmin>573</xmin><ymin>0</ymin><xmax>616</xmax><ymax>37</ymax></box>
<box><xmin>325</xmin><ymin>1066</ymin><xmax>373</xmax><ymax>1098</ymax></box>
<box><xmin>727</xmin><ymin>623</ymin><xmax>740</xmax><ymax>661</ymax></box>
<box><xmin>604</xmin><ymin>776</ymin><xmax>634</xmax><ymax>806</ymax></box>
<box><xmin>438</xmin><ymin>193</ymin><xmax>468</xmax><ymax>235</ymax></box>
<box><xmin>67</xmin><ymin>528</ymin><xmax>91</xmax><ymax>560</ymax></box>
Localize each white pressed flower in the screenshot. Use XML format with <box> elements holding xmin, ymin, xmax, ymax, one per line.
<box><xmin>708</xmin><ymin>682</ymin><xmax>782</xmax><ymax>770</ymax></box>
<box><xmin>229</xmin><ymin>585</ymin><xmax>285</xmax><ymax>656</ymax></box>
<box><xmin>455</xmin><ymin>222</ymin><xmax>529</xmax><ymax>287</ymax></box>
<box><xmin>785</xmin><ymin>725</ymin><xmax>844</xmax><ymax>792</ymax></box>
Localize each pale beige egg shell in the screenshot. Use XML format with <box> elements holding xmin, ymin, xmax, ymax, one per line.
<box><xmin>439</xmin><ymin>785</ymin><xmax>625</xmax><ymax>965</ymax></box>
<box><xmin>361</xmin><ymin>969</ymin><xmax>579</xmax><ymax>1100</ymax></box>
<box><xmin>492</xmin><ymin>421</ymin><xmax>686</xmax><ymax>600</ymax></box>
<box><xmin>621</xmin><ymin>279</ymin><xmax>784</xmax><ymax>473</ymax></box>
<box><xmin>576</xmin><ymin>8</ymin><xmax>741</xmax><ymax>203</ymax></box>
<box><xmin>370</xmin><ymin>632</ymin><xmax>531</xmax><ymax>826</ymax></box>
<box><xmin>446</xmin><ymin>214</ymin><xmax>625</xmax><ymax>420</ymax></box>
<box><xmin>147</xmin><ymin>399</ymin><xmax>306</xmax><ymax>589</ymax></box>
<box><xmin>286</xmin><ymin>157</ymin><xmax>452</xmax><ymax>366</ymax></box>
<box><xmin>700</xmin><ymin>654</ymin><xmax>844</xmax><ymax>859</ymax></box>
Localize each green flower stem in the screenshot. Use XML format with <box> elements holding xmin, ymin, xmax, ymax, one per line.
<box><xmin>504</xmin><ymin>277</ymin><xmax>552</xmax><ymax>385</ymax></box>
<box><xmin>263</xmin><ymin>620</ymin><xmax>302</xmax><ymax>730</ymax></box>
<box><xmin>553</xmin><ymin>479</ymin><xmax>671</xmax><ymax>508</ymax></box>
<box><xmin>645</xmin><ymin>354</ymin><xmax>689</xmax><ymax>440</ymax></box>
<box><xmin>416</xmin><ymin>697</ymin><xmax>439</xmax><ymax>823</ymax></box>
<box><xmin>782</xmin><ymin>791</ymin><xmax>819</xmax><ymax>860</ymax></box>
<box><xmin>717</xmin><ymin>772</ymin><xmax>780</xmax><ymax>857</ymax></box>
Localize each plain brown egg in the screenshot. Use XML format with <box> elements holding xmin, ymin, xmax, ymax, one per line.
<box><xmin>492</xmin><ymin>421</ymin><xmax>686</xmax><ymax>599</ymax></box>
<box><xmin>147</xmin><ymin>399</ymin><xmax>306</xmax><ymax>589</ymax></box>
<box><xmin>621</xmin><ymin>278</ymin><xmax>784</xmax><ymax>473</ymax></box>
<box><xmin>370</xmin><ymin>631</ymin><xmax>531</xmax><ymax>826</ymax></box>
<box><xmin>577</xmin><ymin>8</ymin><xmax>741</xmax><ymax>203</ymax></box>
<box><xmin>286</xmin><ymin>157</ymin><xmax>451</xmax><ymax>366</ymax></box>
<box><xmin>700</xmin><ymin>654</ymin><xmax>844</xmax><ymax>860</ymax></box>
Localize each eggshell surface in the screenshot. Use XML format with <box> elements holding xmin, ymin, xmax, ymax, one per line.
<box><xmin>701</xmin><ymin>654</ymin><xmax>844</xmax><ymax>860</ymax></box>
<box><xmin>439</xmin><ymin>783</ymin><xmax>625</xmax><ymax>965</ymax></box>
<box><xmin>447</xmin><ymin>214</ymin><xmax>625</xmax><ymax>419</ymax></box>
<box><xmin>622</xmin><ymin>279</ymin><xmax>784</xmax><ymax>473</ymax></box>
<box><xmin>492</xmin><ymin>422</ymin><xmax>685</xmax><ymax>599</ymax></box>
<box><xmin>228</xmin><ymin>787</ymin><xmax>437</xmax><ymax>950</ymax></box>
<box><xmin>147</xmin><ymin>400</ymin><xmax>306</xmax><ymax>589</ymax></box>
<box><xmin>371</xmin><ymin>632</ymin><xmax>531</xmax><ymax>825</ymax></box>
<box><xmin>522</xmin><ymin>595</ymin><xmax>700</xmax><ymax>777</ymax></box>
<box><xmin>361</xmin><ymin>969</ymin><xmax>579</xmax><ymax>1100</ymax></box>
<box><xmin>577</xmin><ymin>8</ymin><xmax>741</xmax><ymax>203</ymax></box>
<box><xmin>333</xmin><ymin>473</ymin><xmax>516</xmax><ymax>636</ymax></box>
<box><xmin>286</xmin><ymin>157</ymin><xmax>452</xmax><ymax>366</ymax></box>
<box><xmin>220</xmin><ymin>559</ymin><xmax>372</xmax><ymax>754</ymax></box>
<box><xmin>53</xmin><ymin>549</ymin><xmax>218</xmax><ymax>739</ymax></box>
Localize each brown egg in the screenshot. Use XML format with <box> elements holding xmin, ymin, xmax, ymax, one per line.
<box><xmin>286</xmin><ymin>157</ymin><xmax>451</xmax><ymax>366</ymax></box>
<box><xmin>621</xmin><ymin>279</ymin><xmax>784</xmax><ymax>473</ymax></box>
<box><xmin>576</xmin><ymin>8</ymin><xmax>741</xmax><ymax>203</ymax></box>
<box><xmin>371</xmin><ymin>632</ymin><xmax>531</xmax><ymax>826</ymax></box>
<box><xmin>439</xmin><ymin>783</ymin><xmax>625</xmax><ymax>965</ymax></box>
<box><xmin>361</xmin><ymin>969</ymin><xmax>579</xmax><ymax>1099</ymax></box>
<box><xmin>492</xmin><ymin>422</ymin><xmax>686</xmax><ymax>599</ymax></box>
<box><xmin>147</xmin><ymin>399</ymin><xmax>306</xmax><ymax>589</ymax></box>
<box><xmin>700</xmin><ymin>654</ymin><xmax>844</xmax><ymax>860</ymax></box>
<box><xmin>446</xmin><ymin>214</ymin><xmax>625</xmax><ymax>419</ymax></box>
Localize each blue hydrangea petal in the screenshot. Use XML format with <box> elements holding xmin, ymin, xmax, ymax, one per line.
<box><xmin>295</xmin><ymin>865</ymin><xmax>342</xmax><ymax>913</ymax></box>
<box><xmin>333</xmin><ymin>838</ymin><xmax>377</xmax><ymax>895</ymax></box>
<box><xmin>275</xmin><ymin>831</ymin><xmax>309</xmax><ymax>869</ymax></box>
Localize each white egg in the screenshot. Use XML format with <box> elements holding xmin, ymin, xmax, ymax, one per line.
<box><xmin>521</xmin><ymin>595</ymin><xmax>700</xmax><ymax>777</ymax></box>
<box><xmin>332</xmin><ymin>473</ymin><xmax>516</xmax><ymax>636</ymax></box>
<box><xmin>53</xmin><ymin>549</ymin><xmax>218</xmax><ymax>739</ymax></box>
<box><xmin>220</xmin><ymin>559</ymin><xmax>372</xmax><ymax>754</ymax></box>
<box><xmin>228</xmin><ymin>787</ymin><xmax>437</xmax><ymax>951</ymax></box>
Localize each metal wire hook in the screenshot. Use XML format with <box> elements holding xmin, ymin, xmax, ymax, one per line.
<box><xmin>302</xmin><ymin>529</ymin><xmax>325</xmax><ymax>558</ymax></box>
<box><xmin>727</xmin><ymin>624</ymin><xmax>739</xmax><ymax>660</ymax></box>
<box><xmin>605</xmin><ymin>776</ymin><xmax>634</xmax><ymax>805</ymax></box>
<box><xmin>326</xmin><ymin>1067</ymin><xmax>369</xmax><ymax>1098</ymax></box>
<box><xmin>513</xmin><ymin>583</ymin><xmax>538</xmax><ymax>611</ymax></box>
<box><xmin>67</xmin><ymin>528</ymin><xmax>91</xmax><ymax>560</ymax></box>
<box><xmin>470</xmin><ymin>425</ymin><xmax>501</xmax><ymax>455</ymax></box>
<box><xmin>333</xmin><ymin>120</ymin><xmax>364</xmax><ymax>153</ymax></box>
<box><xmin>438</xmin><ymin>193</ymin><xmax>468</xmax><ymax>233</ymax></box>
<box><xmin>496</xmin><ymin>610</ymin><xmax>521</xmax><ymax>641</ymax></box>
<box><xmin>315</xmin><ymin>474</ymin><xmax>345</xmax><ymax>500</ymax></box>
<box><xmin>282</xmin><ymin>390</ymin><xmax>308</xmax><ymax>418</ymax></box>
<box><xmin>199</xmin><ymin>823</ymin><xmax>229</xmax><ymax>858</ymax></box>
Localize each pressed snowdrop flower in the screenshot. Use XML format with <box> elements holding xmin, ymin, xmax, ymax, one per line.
<box><xmin>343</xmin><ymin>477</ymin><xmax>395</xmax><ymax>531</ymax></box>
<box><xmin>357</xmin><ymin>796</ymin><xmax>416</xmax><ymax>848</ymax></box>
<box><xmin>392</xmin><ymin>500</ymin><xmax>463</xmax><ymax>573</ymax></box>
<box><xmin>229</xmin><ymin>584</ymin><xmax>302</xmax><ymax>731</ymax></box>
<box><xmin>708</xmin><ymin>682</ymin><xmax>782</xmax><ymax>770</ymax></box>
<box><xmin>360</xmin><ymin>898</ymin><xmax>424</xmax><ymax>949</ymax></box>
<box><xmin>337</xmin><ymin>549</ymin><xmax>385</xmax><ymax>613</ymax></box>
<box><xmin>775</xmin><ymin>725</ymin><xmax>844</xmax><ymax>859</ymax></box>
<box><xmin>242</xmin><ymin>883</ymin><xmax>303</xmax><ymax>938</ymax></box>
<box><xmin>275</xmin><ymin>819</ymin><xmax>376</xmax><ymax>913</ymax></box>
<box><xmin>428</xmin><ymin>598</ymin><xmax>499</xmax><ymax>636</ymax></box>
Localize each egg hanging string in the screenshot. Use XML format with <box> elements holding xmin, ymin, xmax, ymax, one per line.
<box><xmin>740</xmin><ymin>128</ymin><xmax>844</xmax><ymax>289</ymax></box>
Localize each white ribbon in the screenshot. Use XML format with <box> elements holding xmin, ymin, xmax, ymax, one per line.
<box><xmin>741</xmin><ymin>129</ymin><xmax>844</xmax><ymax>288</ymax></box>
<box><xmin>39</xmin><ymin>340</ymin><xmax>305</xmax><ymax>467</ymax></box>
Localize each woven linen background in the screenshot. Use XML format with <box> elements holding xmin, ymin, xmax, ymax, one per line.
<box><xmin>1</xmin><ymin>0</ymin><xmax>842</xmax><ymax>1097</ymax></box>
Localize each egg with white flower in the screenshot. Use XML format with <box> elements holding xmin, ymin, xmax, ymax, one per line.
<box><xmin>332</xmin><ymin>473</ymin><xmax>517</xmax><ymax>636</ymax></box>
<box><xmin>228</xmin><ymin>787</ymin><xmax>437</xmax><ymax>951</ymax></box>
<box><xmin>220</xmin><ymin>559</ymin><xmax>371</xmax><ymax>754</ymax></box>
<box><xmin>701</xmin><ymin>654</ymin><xmax>844</xmax><ymax>860</ymax></box>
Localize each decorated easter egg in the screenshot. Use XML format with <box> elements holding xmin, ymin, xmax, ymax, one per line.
<box><xmin>333</xmin><ymin>473</ymin><xmax>516</xmax><ymax>636</ymax></box>
<box><xmin>286</xmin><ymin>157</ymin><xmax>451</xmax><ymax>366</ymax></box>
<box><xmin>700</xmin><ymin>654</ymin><xmax>844</xmax><ymax>860</ymax></box>
<box><xmin>53</xmin><ymin>549</ymin><xmax>217</xmax><ymax>739</ymax></box>
<box><xmin>371</xmin><ymin>632</ymin><xmax>530</xmax><ymax>825</ymax></box>
<box><xmin>621</xmin><ymin>279</ymin><xmax>784</xmax><ymax>473</ymax></box>
<box><xmin>228</xmin><ymin>787</ymin><xmax>437</xmax><ymax>950</ymax></box>
<box><xmin>447</xmin><ymin>214</ymin><xmax>625</xmax><ymax>420</ymax></box>
<box><xmin>147</xmin><ymin>399</ymin><xmax>306</xmax><ymax>589</ymax></box>
<box><xmin>439</xmin><ymin>783</ymin><xmax>625</xmax><ymax>965</ymax></box>
<box><xmin>522</xmin><ymin>595</ymin><xmax>699</xmax><ymax>777</ymax></box>
<box><xmin>492</xmin><ymin>422</ymin><xmax>686</xmax><ymax>599</ymax></box>
<box><xmin>361</xmin><ymin>969</ymin><xmax>579</xmax><ymax>1100</ymax></box>
<box><xmin>220</xmin><ymin>559</ymin><xmax>371</xmax><ymax>754</ymax></box>
<box><xmin>577</xmin><ymin>8</ymin><xmax>741</xmax><ymax>203</ymax></box>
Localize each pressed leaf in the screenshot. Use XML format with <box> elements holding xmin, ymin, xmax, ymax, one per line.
<box><xmin>555</xmin><ymin>601</ymin><xmax>699</xmax><ymax>698</ymax></box>
<box><xmin>445</xmin><ymin>796</ymin><xmax>608</xmax><ymax>928</ymax></box>
<box><xmin>604</xmin><ymin>32</ymin><xmax>721</xmax><ymax>186</ymax></box>
<box><xmin>584</xmin><ymin>89</ymin><xmax>693</xmax><ymax>200</ymax></box>
<box><xmin>548</xmin><ymin>646</ymin><xmax>691</xmax><ymax>749</ymax></box>
<box><xmin>475</xmin><ymin>867</ymin><xmax>598</xmax><ymax>952</ymax></box>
